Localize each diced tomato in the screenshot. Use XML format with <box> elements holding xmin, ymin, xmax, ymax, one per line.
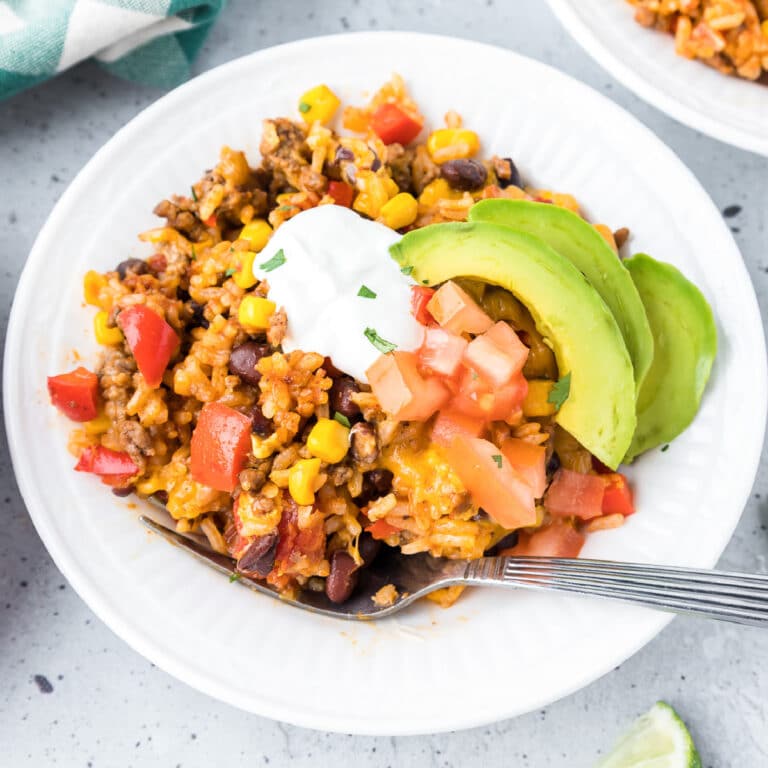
<box><xmin>366</xmin><ymin>351</ymin><xmax>450</xmax><ymax>422</ymax></box>
<box><xmin>426</xmin><ymin>281</ymin><xmax>493</xmax><ymax>335</ymax></box>
<box><xmin>431</xmin><ymin>409</ymin><xmax>486</xmax><ymax>447</ymax></box>
<box><xmin>502</xmin><ymin>520</ymin><xmax>585</xmax><ymax>558</ymax></box>
<box><xmin>410</xmin><ymin>285</ymin><xmax>436</xmax><ymax>325</ymax></box>
<box><xmin>442</xmin><ymin>437</ymin><xmax>536</xmax><ymax>529</ymax></box>
<box><xmin>464</xmin><ymin>322</ymin><xmax>529</xmax><ymax>388</ymax></box>
<box><xmin>544</xmin><ymin>468</ymin><xmax>605</xmax><ymax>520</ymax></box>
<box><xmin>190</xmin><ymin>402</ymin><xmax>253</xmax><ymax>493</ymax></box>
<box><xmin>117</xmin><ymin>305</ymin><xmax>179</xmax><ymax>388</ymax></box>
<box><xmin>451</xmin><ymin>369</ymin><xmax>527</xmax><ymax>422</ymax></box>
<box><xmin>601</xmin><ymin>473</ymin><xmax>635</xmax><ymax>516</ymax></box>
<box><xmin>419</xmin><ymin>327</ymin><xmax>467</xmax><ymax>377</ymax></box>
<box><xmin>204</xmin><ymin>214</ymin><xmax>217</xmax><ymax>227</ymax></box>
<box><xmin>501</xmin><ymin>438</ymin><xmax>546</xmax><ymax>498</ymax></box>
<box><xmin>47</xmin><ymin>367</ymin><xmax>100</xmax><ymax>422</ymax></box>
<box><xmin>366</xmin><ymin>519</ymin><xmax>401</xmax><ymax>540</ymax></box>
<box><xmin>327</xmin><ymin>180</ymin><xmax>355</xmax><ymax>208</ymax></box>
<box><xmin>99</xmin><ymin>473</ymin><xmax>136</xmax><ymax>488</ymax></box>
<box><xmin>370</xmin><ymin>103</ymin><xmax>423</xmax><ymax>145</ymax></box>
<box><xmin>75</xmin><ymin>446</ymin><xmax>139</xmax><ymax>477</ymax></box>
<box><xmin>270</xmin><ymin>497</ymin><xmax>326</xmax><ymax>579</ymax></box>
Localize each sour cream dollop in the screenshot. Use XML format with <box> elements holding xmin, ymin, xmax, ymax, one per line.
<box><xmin>252</xmin><ymin>206</ymin><xmax>424</xmax><ymax>382</ymax></box>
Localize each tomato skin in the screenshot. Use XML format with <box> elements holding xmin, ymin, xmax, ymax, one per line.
<box><xmin>502</xmin><ymin>520</ymin><xmax>585</xmax><ymax>558</ymax></box>
<box><xmin>419</xmin><ymin>327</ymin><xmax>467</xmax><ymax>377</ymax></box>
<box><xmin>431</xmin><ymin>409</ymin><xmax>485</xmax><ymax>447</ymax></box>
<box><xmin>544</xmin><ymin>468</ymin><xmax>605</xmax><ymax>520</ymax></box>
<box><xmin>190</xmin><ymin>402</ymin><xmax>253</xmax><ymax>493</ymax></box>
<box><xmin>327</xmin><ymin>181</ymin><xmax>355</xmax><ymax>208</ymax></box>
<box><xmin>75</xmin><ymin>446</ymin><xmax>139</xmax><ymax>476</ymax></box>
<box><xmin>366</xmin><ymin>519</ymin><xmax>401</xmax><ymax>540</ymax></box>
<box><xmin>370</xmin><ymin>103</ymin><xmax>423</xmax><ymax>145</ymax></box>
<box><xmin>117</xmin><ymin>305</ymin><xmax>179</xmax><ymax>388</ymax></box>
<box><xmin>410</xmin><ymin>286</ymin><xmax>436</xmax><ymax>325</ymax></box>
<box><xmin>47</xmin><ymin>367</ymin><xmax>100</xmax><ymax>422</ymax></box>
<box><xmin>501</xmin><ymin>437</ymin><xmax>546</xmax><ymax>498</ymax></box>
<box><xmin>442</xmin><ymin>436</ymin><xmax>537</xmax><ymax>529</ymax></box>
<box><xmin>601</xmin><ymin>473</ymin><xmax>635</xmax><ymax>516</ymax></box>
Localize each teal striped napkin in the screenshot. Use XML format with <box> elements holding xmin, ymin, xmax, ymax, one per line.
<box><xmin>0</xmin><ymin>0</ymin><xmax>226</xmax><ymax>100</ymax></box>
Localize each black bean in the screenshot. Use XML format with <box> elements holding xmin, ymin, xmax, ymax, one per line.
<box><xmin>153</xmin><ymin>490</ymin><xmax>169</xmax><ymax>505</ymax></box>
<box><xmin>496</xmin><ymin>157</ymin><xmax>522</xmax><ymax>189</ymax></box>
<box><xmin>116</xmin><ymin>258</ymin><xmax>149</xmax><ymax>280</ymax></box>
<box><xmin>484</xmin><ymin>531</ymin><xmax>519</xmax><ymax>556</ymax></box>
<box><xmin>335</xmin><ymin>146</ymin><xmax>354</xmax><ymax>163</ymax></box>
<box><xmin>358</xmin><ymin>531</ymin><xmax>382</xmax><ymax>566</ymax></box>
<box><xmin>329</xmin><ymin>377</ymin><xmax>361</xmax><ymax>420</ymax></box>
<box><xmin>249</xmin><ymin>404</ymin><xmax>274</xmax><ymax>437</ymax></box>
<box><xmin>325</xmin><ymin>551</ymin><xmax>359</xmax><ymax>604</ymax></box>
<box><xmin>356</xmin><ymin>468</ymin><xmax>394</xmax><ymax>506</ymax></box>
<box><xmin>229</xmin><ymin>342</ymin><xmax>271</xmax><ymax>386</ymax></box>
<box><xmin>111</xmin><ymin>485</ymin><xmax>135</xmax><ymax>498</ymax></box>
<box><xmin>370</xmin><ymin>150</ymin><xmax>382</xmax><ymax>172</ymax></box>
<box><xmin>441</xmin><ymin>159</ymin><xmax>488</xmax><ymax>191</ymax></box>
<box><xmin>349</xmin><ymin>422</ymin><xmax>378</xmax><ymax>464</ymax></box>
<box><xmin>546</xmin><ymin>452</ymin><xmax>561</xmax><ymax>475</ymax></box>
<box><xmin>187</xmin><ymin>301</ymin><xmax>209</xmax><ymax>330</ymax></box>
<box><xmin>237</xmin><ymin>531</ymin><xmax>278</xmax><ymax>577</ymax></box>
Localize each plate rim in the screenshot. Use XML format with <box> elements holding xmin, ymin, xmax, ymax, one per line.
<box><xmin>4</xmin><ymin>30</ymin><xmax>766</xmax><ymax>734</ymax></box>
<box><xmin>545</xmin><ymin>0</ymin><xmax>768</xmax><ymax>157</ymax></box>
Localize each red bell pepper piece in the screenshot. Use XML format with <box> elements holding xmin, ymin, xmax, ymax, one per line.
<box><xmin>370</xmin><ymin>103</ymin><xmax>423</xmax><ymax>145</ymax></box>
<box><xmin>204</xmin><ymin>214</ymin><xmax>217</xmax><ymax>227</ymax></box>
<box><xmin>190</xmin><ymin>402</ymin><xmax>253</xmax><ymax>493</ymax></box>
<box><xmin>366</xmin><ymin>519</ymin><xmax>401</xmax><ymax>540</ymax></box>
<box><xmin>410</xmin><ymin>285</ymin><xmax>436</xmax><ymax>325</ymax></box>
<box><xmin>47</xmin><ymin>367</ymin><xmax>100</xmax><ymax>422</ymax></box>
<box><xmin>75</xmin><ymin>446</ymin><xmax>139</xmax><ymax>477</ymax></box>
<box><xmin>601</xmin><ymin>473</ymin><xmax>635</xmax><ymax>516</ymax></box>
<box><xmin>117</xmin><ymin>305</ymin><xmax>179</xmax><ymax>388</ymax></box>
<box><xmin>327</xmin><ymin>180</ymin><xmax>355</xmax><ymax>208</ymax></box>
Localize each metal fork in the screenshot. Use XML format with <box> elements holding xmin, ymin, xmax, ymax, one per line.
<box><xmin>140</xmin><ymin>516</ymin><xmax>768</xmax><ymax>625</ymax></box>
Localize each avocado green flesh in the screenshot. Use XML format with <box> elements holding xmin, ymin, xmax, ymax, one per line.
<box><xmin>469</xmin><ymin>199</ymin><xmax>654</xmax><ymax>393</ymax></box>
<box><xmin>624</xmin><ymin>253</ymin><xmax>717</xmax><ymax>462</ymax></box>
<box><xmin>391</xmin><ymin>221</ymin><xmax>636</xmax><ymax>469</ymax></box>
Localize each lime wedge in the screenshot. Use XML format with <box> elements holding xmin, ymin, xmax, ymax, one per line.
<box><xmin>596</xmin><ymin>701</ymin><xmax>702</xmax><ymax>768</ymax></box>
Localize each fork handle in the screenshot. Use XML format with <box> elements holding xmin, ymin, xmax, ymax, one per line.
<box><xmin>462</xmin><ymin>557</ymin><xmax>768</xmax><ymax>628</ymax></box>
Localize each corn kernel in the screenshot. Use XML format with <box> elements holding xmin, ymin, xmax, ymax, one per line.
<box><xmin>84</xmin><ymin>270</ymin><xmax>109</xmax><ymax>309</ymax></box>
<box><xmin>238</xmin><ymin>219</ymin><xmax>273</xmax><ymax>252</ymax></box>
<box><xmin>84</xmin><ymin>412</ymin><xmax>111</xmax><ymax>436</ymax></box>
<box><xmin>426</xmin><ymin>129</ymin><xmax>480</xmax><ymax>163</ymax></box>
<box><xmin>231</xmin><ymin>252</ymin><xmax>258</xmax><ymax>290</ymax></box>
<box><xmin>522</xmin><ymin>380</ymin><xmax>556</xmax><ymax>417</ymax></box>
<box><xmin>298</xmin><ymin>84</ymin><xmax>341</xmax><ymax>125</ymax></box>
<box><xmin>93</xmin><ymin>310</ymin><xmax>123</xmax><ymax>346</ymax></box>
<box><xmin>251</xmin><ymin>432</ymin><xmax>282</xmax><ymax>459</ymax></box>
<box><xmin>418</xmin><ymin>178</ymin><xmax>462</xmax><ymax>208</ymax></box>
<box><xmin>288</xmin><ymin>458</ymin><xmax>322</xmax><ymax>505</ymax></box>
<box><xmin>307</xmin><ymin>418</ymin><xmax>350</xmax><ymax>464</ymax></box>
<box><xmin>238</xmin><ymin>296</ymin><xmax>275</xmax><ymax>333</ymax></box>
<box><xmin>379</xmin><ymin>193</ymin><xmax>419</xmax><ymax>230</ymax></box>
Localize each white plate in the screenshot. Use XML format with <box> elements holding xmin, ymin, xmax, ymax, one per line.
<box><xmin>546</xmin><ymin>0</ymin><xmax>768</xmax><ymax>156</ymax></box>
<box><xmin>4</xmin><ymin>32</ymin><xmax>766</xmax><ymax>735</ymax></box>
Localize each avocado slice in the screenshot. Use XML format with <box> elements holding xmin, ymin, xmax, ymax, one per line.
<box><xmin>469</xmin><ymin>199</ymin><xmax>654</xmax><ymax>393</ymax></box>
<box><xmin>624</xmin><ymin>253</ymin><xmax>717</xmax><ymax>462</ymax></box>
<box><xmin>391</xmin><ymin>222</ymin><xmax>636</xmax><ymax>469</ymax></box>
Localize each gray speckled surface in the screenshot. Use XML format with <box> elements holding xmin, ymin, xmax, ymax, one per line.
<box><xmin>1</xmin><ymin>1</ymin><xmax>767</xmax><ymax>765</ymax></box>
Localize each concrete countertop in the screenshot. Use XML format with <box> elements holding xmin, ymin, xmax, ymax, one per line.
<box><xmin>1</xmin><ymin>1</ymin><xmax>767</xmax><ymax>765</ymax></box>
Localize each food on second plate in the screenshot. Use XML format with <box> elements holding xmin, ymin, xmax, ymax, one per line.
<box><xmin>47</xmin><ymin>76</ymin><xmax>716</xmax><ymax>608</ymax></box>
<box><xmin>468</xmin><ymin>199</ymin><xmax>654</xmax><ymax>393</ymax></box>
<box><xmin>624</xmin><ymin>253</ymin><xmax>718</xmax><ymax>461</ymax></box>
<box><xmin>627</xmin><ymin>0</ymin><xmax>768</xmax><ymax>81</ymax></box>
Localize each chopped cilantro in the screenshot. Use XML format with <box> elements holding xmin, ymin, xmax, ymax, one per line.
<box><xmin>259</xmin><ymin>248</ymin><xmax>286</xmax><ymax>272</ymax></box>
<box><xmin>190</xmin><ymin>186</ymin><xmax>198</xmax><ymax>202</ymax></box>
<box><xmin>547</xmin><ymin>372</ymin><xmax>571</xmax><ymax>411</ymax></box>
<box><xmin>661</xmin><ymin>444</ymin><xmax>670</xmax><ymax>452</ymax></box>
<box><xmin>190</xmin><ymin>245</ymin><xmax>197</xmax><ymax>261</ymax></box>
<box><xmin>224</xmin><ymin>267</ymin><xmax>237</xmax><ymax>277</ymax></box>
<box><xmin>400</xmin><ymin>265</ymin><xmax>414</xmax><ymax>276</ymax></box>
<box><xmin>491</xmin><ymin>454</ymin><xmax>503</xmax><ymax>469</ymax></box>
<box><xmin>364</xmin><ymin>327</ymin><xmax>397</xmax><ymax>354</ymax></box>
<box><xmin>229</xmin><ymin>572</ymin><xmax>241</xmax><ymax>583</ymax></box>
<box><xmin>422</xmin><ymin>279</ymin><xmax>429</xmax><ymax>285</ymax></box>
<box><xmin>357</xmin><ymin>285</ymin><xmax>377</xmax><ymax>299</ymax></box>
<box><xmin>277</xmin><ymin>205</ymin><xmax>294</xmax><ymax>212</ymax></box>
<box><xmin>298</xmin><ymin>101</ymin><xmax>311</xmax><ymax>114</ymax></box>
<box><xmin>334</xmin><ymin>412</ymin><xmax>351</xmax><ymax>428</ymax></box>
